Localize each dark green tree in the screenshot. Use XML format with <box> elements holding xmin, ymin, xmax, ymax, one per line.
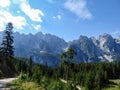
<box><xmin>61</xmin><ymin>48</ymin><xmax>76</xmax><ymax>81</ymax></box>
<box><xmin>32</xmin><ymin>65</ymin><xmax>41</xmax><ymax>83</ymax></box>
<box><xmin>18</xmin><ymin>60</ymin><xmax>22</xmax><ymax>73</ymax></box>
<box><xmin>61</xmin><ymin>48</ymin><xmax>76</xmax><ymax>62</ymax></box>
<box><xmin>0</xmin><ymin>22</ymin><xmax>16</xmax><ymax>77</ymax></box>
<box><xmin>85</xmin><ymin>72</ymin><xmax>95</xmax><ymax>90</ymax></box>
<box><xmin>1</xmin><ymin>22</ymin><xmax>14</xmax><ymax>59</ymax></box>
<box><xmin>28</xmin><ymin>56</ymin><xmax>33</xmax><ymax>78</ymax></box>
<box><xmin>0</xmin><ymin>48</ymin><xmax>3</xmax><ymax>63</ymax></box>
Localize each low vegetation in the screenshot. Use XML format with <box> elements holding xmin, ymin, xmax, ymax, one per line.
<box><xmin>103</xmin><ymin>79</ymin><xmax>120</xmax><ymax>90</ymax></box>
<box><xmin>12</xmin><ymin>57</ymin><xmax>120</xmax><ymax>90</ymax></box>
<box><xmin>7</xmin><ymin>79</ymin><xmax>44</xmax><ymax>90</ymax></box>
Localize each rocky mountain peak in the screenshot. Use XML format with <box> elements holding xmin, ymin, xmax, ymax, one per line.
<box><xmin>98</xmin><ymin>33</ymin><xmax>115</xmax><ymax>53</ymax></box>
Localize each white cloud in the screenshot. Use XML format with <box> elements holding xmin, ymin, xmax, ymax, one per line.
<box><xmin>17</xmin><ymin>10</ymin><xmax>21</xmax><ymax>14</ymax></box>
<box><xmin>0</xmin><ymin>21</ymin><xmax>4</xmax><ymax>31</ymax></box>
<box><xmin>53</xmin><ymin>15</ymin><xmax>61</xmax><ymax>20</ymax></box>
<box><xmin>64</xmin><ymin>0</ymin><xmax>92</xmax><ymax>19</ymax></box>
<box><xmin>12</xmin><ymin>0</ymin><xmax>20</xmax><ymax>4</ymax></box>
<box><xmin>0</xmin><ymin>0</ymin><xmax>10</xmax><ymax>8</ymax></box>
<box><xmin>0</xmin><ymin>11</ymin><xmax>26</xmax><ymax>31</ymax></box>
<box><xmin>34</xmin><ymin>25</ymin><xmax>41</xmax><ymax>30</ymax></box>
<box><xmin>0</xmin><ymin>0</ymin><xmax>44</xmax><ymax>31</ymax></box>
<box><xmin>20</xmin><ymin>0</ymin><xmax>44</xmax><ymax>22</ymax></box>
<box><xmin>57</xmin><ymin>15</ymin><xmax>61</xmax><ymax>20</ymax></box>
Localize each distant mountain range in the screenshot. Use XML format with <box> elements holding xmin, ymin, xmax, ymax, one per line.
<box><xmin>0</xmin><ymin>32</ymin><xmax>120</xmax><ymax>66</ymax></box>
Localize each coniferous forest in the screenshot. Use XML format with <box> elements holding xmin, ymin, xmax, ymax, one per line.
<box><xmin>0</xmin><ymin>23</ymin><xmax>120</xmax><ymax>90</ymax></box>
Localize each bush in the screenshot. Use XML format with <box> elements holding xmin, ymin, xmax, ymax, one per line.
<box><xmin>48</xmin><ymin>81</ymin><xmax>63</xmax><ymax>90</ymax></box>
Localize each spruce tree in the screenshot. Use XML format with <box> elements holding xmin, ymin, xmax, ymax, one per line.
<box><xmin>1</xmin><ymin>22</ymin><xmax>14</xmax><ymax>59</ymax></box>
<box><xmin>61</xmin><ymin>48</ymin><xmax>76</xmax><ymax>81</ymax></box>
<box><xmin>1</xmin><ymin>22</ymin><xmax>16</xmax><ymax>77</ymax></box>
<box><xmin>28</xmin><ymin>56</ymin><xmax>33</xmax><ymax>78</ymax></box>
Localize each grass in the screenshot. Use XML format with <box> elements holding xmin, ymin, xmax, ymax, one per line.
<box><xmin>103</xmin><ymin>79</ymin><xmax>120</xmax><ymax>90</ymax></box>
<box><xmin>7</xmin><ymin>79</ymin><xmax>44</xmax><ymax>90</ymax></box>
<box><xmin>7</xmin><ymin>78</ymin><xmax>120</xmax><ymax>90</ymax></box>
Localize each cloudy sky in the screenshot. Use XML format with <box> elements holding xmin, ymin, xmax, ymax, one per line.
<box><xmin>0</xmin><ymin>0</ymin><xmax>120</xmax><ymax>41</ymax></box>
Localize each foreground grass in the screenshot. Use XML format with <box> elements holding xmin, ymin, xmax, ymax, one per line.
<box><xmin>103</xmin><ymin>79</ymin><xmax>120</xmax><ymax>90</ymax></box>
<box><xmin>7</xmin><ymin>79</ymin><xmax>44</xmax><ymax>90</ymax></box>
<box><xmin>103</xmin><ymin>86</ymin><xmax>120</xmax><ymax>90</ymax></box>
<box><xmin>7</xmin><ymin>78</ymin><xmax>120</xmax><ymax>90</ymax></box>
<box><xmin>103</xmin><ymin>87</ymin><xmax>120</xmax><ymax>90</ymax></box>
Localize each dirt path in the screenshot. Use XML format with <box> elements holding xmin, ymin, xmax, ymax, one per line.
<box><xmin>0</xmin><ymin>78</ymin><xmax>18</xmax><ymax>89</ymax></box>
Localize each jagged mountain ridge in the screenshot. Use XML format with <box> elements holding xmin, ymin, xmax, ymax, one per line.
<box><xmin>70</xmin><ymin>34</ymin><xmax>120</xmax><ymax>62</ymax></box>
<box><xmin>0</xmin><ymin>32</ymin><xmax>120</xmax><ymax>66</ymax></box>
<box><xmin>0</xmin><ymin>32</ymin><xmax>68</xmax><ymax>66</ymax></box>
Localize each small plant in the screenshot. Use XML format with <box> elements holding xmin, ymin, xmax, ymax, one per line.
<box><xmin>48</xmin><ymin>81</ymin><xmax>63</xmax><ymax>90</ymax></box>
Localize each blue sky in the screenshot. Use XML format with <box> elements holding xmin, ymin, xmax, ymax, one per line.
<box><xmin>0</xmin><ymin>0</ymin><xmax>120</xmax><ymax>41</ymax></box>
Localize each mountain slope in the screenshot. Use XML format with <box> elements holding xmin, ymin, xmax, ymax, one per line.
<box><xmin>13</xmin><ymin>32</ymin><xmax>67</xmax><ymax>66</ymax></box>
<box><xmin>0</xmin><ymin>32</ymin><xmax>120</xmax><ymax>66</ymax></box>
<box><xmin>70</xmin><ymin>35</ymin><xmax>100</xmax><ymax>62</ymax></box>
<box><xmin>70</xmin><ymin>34</ymin><xmax>120</xmax><ymax>62</ymax></box>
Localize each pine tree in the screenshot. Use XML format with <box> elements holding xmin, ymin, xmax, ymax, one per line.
<box><xmin>0</xmin><ymin>22</ymin><xmax>16</xmax><ymax>77</ymax></box>
<box><xmin>61</xmin><ymin>48</ymin><xmax>76</xmax><ymax>81</ymax></box>
<box><xmin>28</xmin><ymin>56</ymin><xmax>33</xmax><ymax>78</ymax></box>
<box><xmin>1</xmin><ymin>22</ymin><xmax>14</xmax><ymax>59</ymax></box>
<box><xmin>0</xmin><ymin>48</ymin><xmax>4</xmax><ymax>63</ymax></box>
